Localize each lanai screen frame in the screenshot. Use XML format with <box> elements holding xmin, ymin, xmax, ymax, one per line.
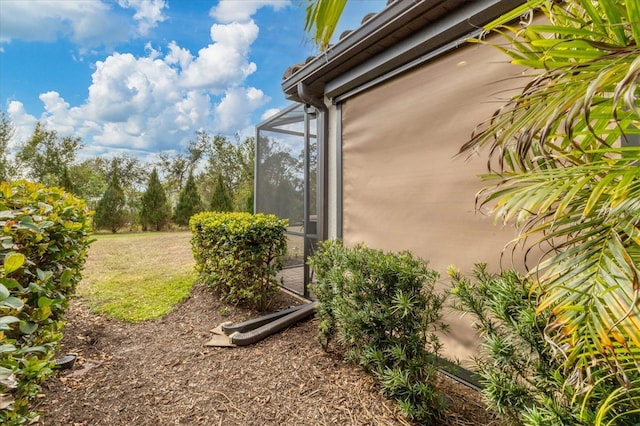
<box><xmin>255</xmin><ymin>103</ymin><xmax>320</xmax><ymax>298</ymax></box>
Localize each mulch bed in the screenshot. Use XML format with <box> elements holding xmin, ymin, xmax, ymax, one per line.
<box><xmin>34</xmin><ymin>285</ymin><xmax>498</xmax><ymax>425</ymax></box>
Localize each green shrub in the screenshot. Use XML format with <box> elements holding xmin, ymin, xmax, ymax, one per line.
<box><xmin>309</xmin><ymin>240</ymin><xmax>448</xmax><ymax>423</ymax></box>
<box><xmin>0</xmin><ymin>180</ymin><xmax>92</xmax><ymax>424</ymax></box>
<box><xmin>189</xmin><ymin>212</ymin><xmax>287</xmax><ymax>311</ymax></box>
<box><xmin>449</xmin><ymin>264</ymin><xmax>640</xmax><ymax>425</ymax></box>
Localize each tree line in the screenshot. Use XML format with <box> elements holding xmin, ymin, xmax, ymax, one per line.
<box><xmin>0</xmin><ymin>110</ymin><xmax>254</xmax><ymax>232</ymax></box>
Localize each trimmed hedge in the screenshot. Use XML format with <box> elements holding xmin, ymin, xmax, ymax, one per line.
<box><xmin>0</xmin><ymin>181</ymin><xmax>92</xmax><ymax>424</ymax></box>
<box><xmin>309</xmin><ymin>240</ymin><xmax>448</xmax><ymax>423</ymax></box>
<box><xmin>189</xmin><ymin>212</ymin><xmax>287</xmax><ymax>311</ymax></box>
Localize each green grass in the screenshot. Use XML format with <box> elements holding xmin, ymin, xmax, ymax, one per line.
<box><xmin>78</xmin><ymin>231</ymin><xmax>196</xmax><ymax>322</ymax></box>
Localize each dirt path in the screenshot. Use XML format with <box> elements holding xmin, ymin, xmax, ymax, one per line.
<box><xmin>34</xmin><ymin>285</ymin><xmax>495</xmax><ymax>425</ymax></box>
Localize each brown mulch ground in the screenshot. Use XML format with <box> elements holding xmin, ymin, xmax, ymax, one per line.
<box><xmin>34</xmin><ymin>285</ymin><xmax>498</xmax><ymax>425</ymax></box>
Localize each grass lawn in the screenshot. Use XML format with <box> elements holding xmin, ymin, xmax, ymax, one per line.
<box><xmin>78</xmin><ymin>231</ymin><xmax>196</xmax><ymax>322</ymax></box>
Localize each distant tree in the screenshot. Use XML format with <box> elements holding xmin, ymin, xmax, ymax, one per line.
<box><xmin>210</xmin><ymin>174</ymin><xmax>233</xmax><ymax>212</ymax></box>
<box><xmin>107</xmin><ymin>154</ymin><xmax>148</xmax><ymax>190</ymax></box>
<box><xmin>245</xmin><ymin>187</ymin><xmax>254</xmax><ymax>213</ymax></box>
<box><xmin>68</xmin><ymin>158</ymin><xmax>109</xmax><ymax>203</ymax></box>
<box><xmin>140</xmin><ymin>168</ymin><xmax>171</xmax><ymax>231</ymax></box>
<box><xmin>81</xmin><ymin>154</ymin><xmax>146</xmax><ymax>198</ymax></box>
<box><xmin>94</xmin><ymin>166</ymin><xmax>127</xmax><ymax>233</ymax></box>
<box><xmin>201</xmin><ymin>133</ymin><xmax>255</xmax><ymax>211</ymax></box>
<box><xmin>207</xmin><ymin>134</ymin><xmax>243</xmax><ymax>188</ymax></box>
<box><xmin>16</xmin><ymin>122</ymin><xmax>81</xmax><ymax>188</ymax></box>
<box><xmin>85</xmin><ymin>153</ymin><xmax>147</xmax><ymax>190</ymax></box>
<box><xmin>232</xmin><ymin>136</ymin><xmax>255</xmax><ymax>212</ymax></box>
<box><xmin>60</xmin><ymin>166</ymin><xmax>74</xmax><ymax>193</ymax></box>
<box><xmin>0</xmin><ymin>111</ymin><xmax>16</xmax><ymax>181</ymax></box>
<box><xmin>174</xmin><ymin>172</ymin><xmax>203</xmax><ymax>226</ymax></box>
<box><xmin>99</xmin><ymin>155</ymin><xmax>149</xmax><ymax>231</ymax></box>
<box><xmin>157</xmin><ymin>132</ymin><xmax>207</xmax><ymax>202</ymax></box>
<box><xmin>256</xmin><ymin>135</ymin><xmax>303</xmax><ymax>222</ymax></box>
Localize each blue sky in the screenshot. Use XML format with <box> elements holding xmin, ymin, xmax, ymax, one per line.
<box><xmin>0</xmin><ymin>0</ymin><xmax>386</xmax><ymax>160</ymax></box>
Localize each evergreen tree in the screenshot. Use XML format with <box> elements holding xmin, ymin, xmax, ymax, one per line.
<box><xmin>210</xmin><ymin>174</ymin><xmax>233</xmax><ymax>212</ymax></box>
<box><xmin>94</xmin><ymin>168</ymin><xmax>127</xmax><ymax>233</ymax></box>
<box><xmin>60</xmin><ymin>166</ymin><xmax>74</xmax><ymax>194</ymax></box>
<box><xmin>140</xmin><ymin>168</ymin><xmax>171</xmax><ymax>231</ymax></box>
<box><xmin>245</xmin><ymin>187</ymin><xmax>254</xmax><ymax>213</ymax></box>
<box><xmin>174</xmin><ymin>172</ymin><xmax>203</xmax><ymax>226</ymax></box>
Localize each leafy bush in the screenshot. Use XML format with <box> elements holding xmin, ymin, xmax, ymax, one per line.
<box><xmin>309</xmin><ymin>240</ymin><xmax>448</xmax><ymax>423</ymax></box>
<box><xmin>189</xmin><ymin>212</ymin><xmax>287</xmax><ymax>311</ymax></box>
<box><xmin>0</xmin><ymin>180</ymin><xmax>92</xmax><ymax>424</ymax></box>
<box><xmin>450</xmin><ymin>264</ymin><xmax>640</xmax><ymax>425</ymax></box>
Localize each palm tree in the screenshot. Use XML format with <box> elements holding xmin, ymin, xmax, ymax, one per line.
<box><xmin>458</xmin><ymin>1</ymin><xmax>640</xmax><ymax>423</ymax></box>
<box><xmin>304</xmin><ymin>0</ymin><xmax>640</xmax><ymax>422</ymax></box>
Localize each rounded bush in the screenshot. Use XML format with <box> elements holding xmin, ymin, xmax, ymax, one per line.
<box><xmin>190</xmin><ymin>212</ymin><xmax>287</xmax><ymax>311</ymax></box>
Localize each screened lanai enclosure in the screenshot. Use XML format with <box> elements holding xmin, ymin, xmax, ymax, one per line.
<box><xmin>255</xmin><ymin>103</ymin><xmax>319</xmax><ymax>298</ymax></box>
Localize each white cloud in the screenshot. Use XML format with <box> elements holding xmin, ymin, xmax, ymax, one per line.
<box><xmin>2</xmin><ymin>0</ymin><xmax>286</xmax><ymax>159</ymax></box>
<box><xmin>6</xmin><ymin>101</ymin><xmax>37</xmax><ymax>147</ymax></box>
<box><xmin>175</xmin><ymin>91</ymin><xmax>211</xmax><ymax>131</ymax></box>
<box><xmin>7</xmin><ymin>34</ymin><xmax>268</xmax><ymax>155</ymax></box>
<box><xmin>210</xmin><ymin>0</ymin><xmax>289</xmax><ymax>23</ymax></box>
<box><xmin>77</xmin><ymin>49</ymin><xmax>212</xmax><ymax>151</ymax></box>
<box><xmin>214</xmin><ymin>87</ymin><xmax>269</xmax><ymax>132</ymax></box>
<box><xmin>39</xmin><ymin>91</ymin><xmax>84</xmax><ymax>135</ymax></box>
<box><xmin>261</xmin><ymin>108</ymin><xmax>280</xmax><ymax>121</ymax></box>
<box><xmin>0</xmin><ymin>0</ymin><xmax>167</xmax><ymax>47</ymax></box>
<box><xmin>86</xmin><ymin>52</ymin><xmax>181</xmax><ymax>122</ymax></box>
<box><xmin>118</xmin><ymin>0</ymin><xmax>168</xmax><ymax>35</ymax></box>
<box><xmin>180</xmin><ymin>20</ymin><xmax>259</xmax><ymax>92</ymax></box>
<box><xmin>0</xmin><ymin>1</ymin><xmax>124</xmax><ymax>46</ymax></box>
<box><xmin>165</xmin><ymin>41</ymin><xmax>192</xmax><ymax>69</ymax></box>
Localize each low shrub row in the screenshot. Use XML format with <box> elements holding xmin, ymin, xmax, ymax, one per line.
<box><xmin>188</xmin><ymin>218</ymin><xmax>638</xmax><ymax>424</ymax></box>
<box><xmin>309</xmin><ymin>240</ymin><xmax>448</xmax><ymax>423</ymax></box>
<box><xmin>308</xmin><ymin>242</ymin><xmax>640</xmax><ymax>425</ymax></box>
<box><xmin>189</xmin><ymin>211</ymin><xmax>287</xmax><ymax>311</ymax></box>
<box><xmin>0</xmin><ymin>181</ymin><xmax>92</xmax><ymax>425</ymax></box>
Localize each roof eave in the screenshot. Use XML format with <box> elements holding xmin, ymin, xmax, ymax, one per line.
<box><xmin>282</xmin><ymin>0</ymin><xmax>526</xmax><ymax>103</ymax></box>
<box><xmin>282</xmin><ymin>0</ymin><xmax>435</xmax><ymax>101</ymax></box>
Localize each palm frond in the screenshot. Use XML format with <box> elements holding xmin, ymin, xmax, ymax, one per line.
<box><xmin>463</xmin><ymin>1</ymin><xmax>640</xmax><ymax>422</ymax></box>
<box><xmin>302</xmin><ymin>0</ymin><xmax>347</xmax><ymax>50</ymax></box>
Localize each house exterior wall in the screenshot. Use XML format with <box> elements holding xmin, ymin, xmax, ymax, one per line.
<box><xmin>334</xmin><ymin>39</ymin><xmax>528</xmax><ymax>361</ymax></box>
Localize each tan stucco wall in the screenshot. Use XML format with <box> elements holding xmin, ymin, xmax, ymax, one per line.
<box><xmin>337</xmin><ymin>39</ymin><xmax>528</xmax><ymax>363</ymax></box>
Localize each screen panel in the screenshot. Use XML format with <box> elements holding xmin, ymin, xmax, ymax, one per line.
<box><xmin>256</xmin><ymin>131</ymin><xmax>304</xmax><ymax>226</ymax></box>
<box><xmin>255</xmin><ymin>104</ymin><xmax>318</xmax><ymax>297</ymax></box>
